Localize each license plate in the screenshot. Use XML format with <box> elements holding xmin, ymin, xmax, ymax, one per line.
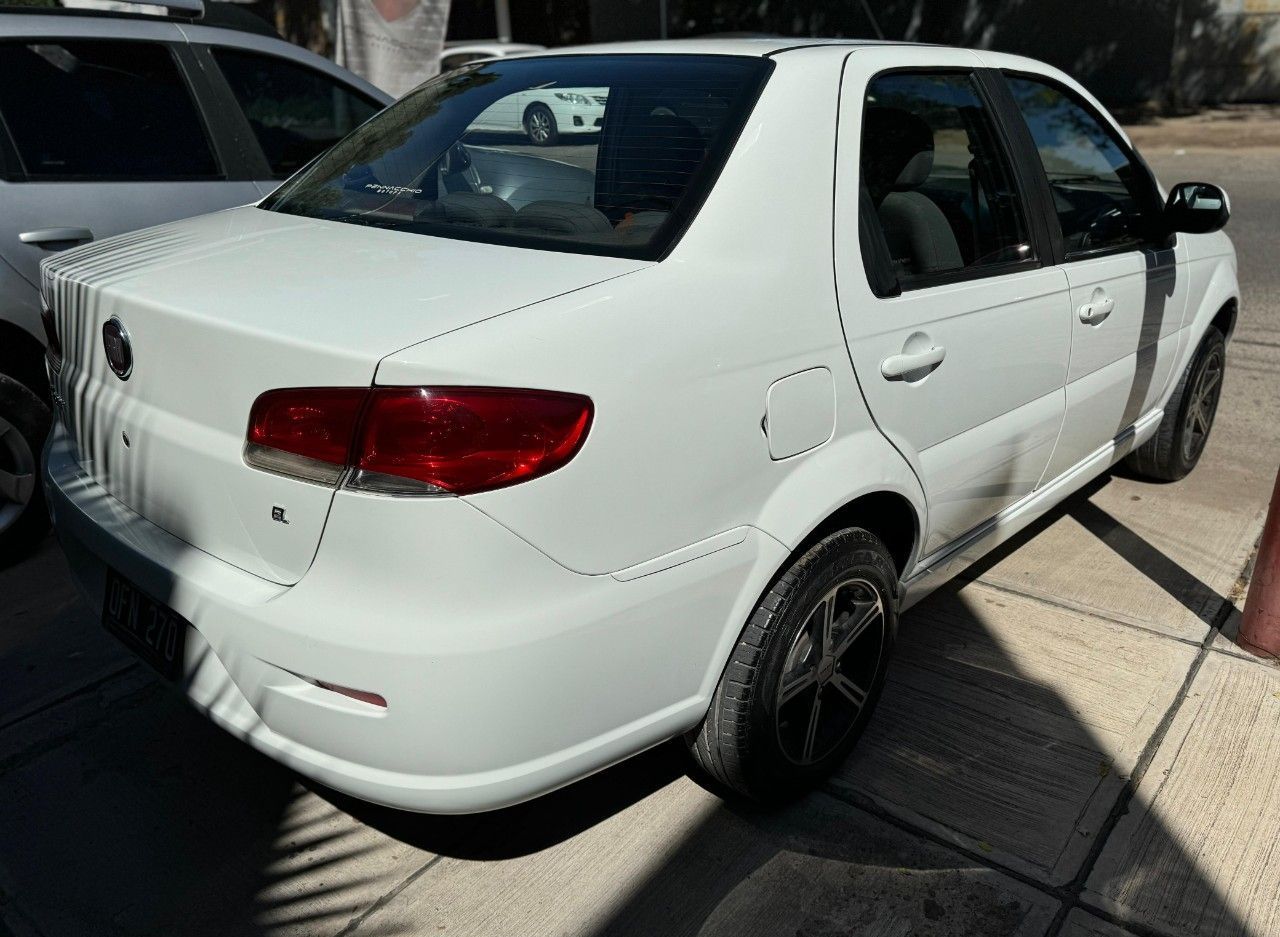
<box><xmin>102</xmin><ymin>569</ymin><xmax>189</xmax><ymax>680</ymax></box>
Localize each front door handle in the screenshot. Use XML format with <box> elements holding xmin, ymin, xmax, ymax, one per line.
<box><xmin>1078</xmin><ymin>294</ymin><xmax>1115</xmax><ymax>324</ymax></box>
<box><xmin>881</xmin><ymin>345</ymin><xmax>946</xmax><ymax>380</ymax></box>
<box><xmin>19</xmin><ymin>227</ymin><xmax>94</xmax><ymax>247</ymax></box>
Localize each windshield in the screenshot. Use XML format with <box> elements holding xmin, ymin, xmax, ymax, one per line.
<box><xmin>262</xmin><ymin>54</ymin><xmax>773</xmax><ymax>260</ymax></box>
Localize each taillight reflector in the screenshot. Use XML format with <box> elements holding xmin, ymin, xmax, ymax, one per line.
<box><xmin>245</xmin><ymin>386</ymin><xmax>592</xmax><ymax>495</ymax></box>
<box><xmin>314</xmin><ymin>680</ymin><xmax>387</xmax><ymax>708</ymax></box>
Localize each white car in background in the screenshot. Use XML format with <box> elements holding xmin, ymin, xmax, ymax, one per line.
<box><xmin>470</xmin><ymin>83</ymin><xmax>609</xmax><ymax>145</ymax></box>
<box><xmin>42</xmin><ymin>41</ymin><xmax>1237</xmax><ymax>814</ymax></box>
<box><xmin>439</xmin><ymin>42</ymin><xmax>604</xmax><ymax>145</ymax></box>
<box><xmin>439</xmin><ymin>39</ymin><xmax>544</xmax><ymax>72</ymax></box>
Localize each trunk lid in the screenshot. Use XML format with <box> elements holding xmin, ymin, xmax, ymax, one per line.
<box><xmin>43</xmin><ymin>206</ymin><xmax>645</xmax><ymax>584</ymax></box>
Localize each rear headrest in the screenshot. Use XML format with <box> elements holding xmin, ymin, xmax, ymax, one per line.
<box><xmin>862</xmin><ymin>107</ymin><xmax>935</xmax><ymax>203</ymax></box>
<box><xmin>514</xmin><ymin>201</ymin><xmax>615</xmax><ymax>237</ymax></box>
<box><xmin>435</xmin><ymin>192</ymin><xmax>515</xmax><ymax>228</ymax></box>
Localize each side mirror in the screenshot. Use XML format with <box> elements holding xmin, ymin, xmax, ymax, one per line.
<box><xmin>1165</xmin><ymin>181</ymin><xmax>1230</xmax><ymax>235</ymax></box>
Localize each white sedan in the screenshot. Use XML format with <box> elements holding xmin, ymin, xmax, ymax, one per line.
<box><xmin>41</xmin><ymin>40</ymin><xmax>1236</xmax><ymax>813</ymax></box>
<box><xmin>469</xmin><ymin>84</ymin><xmax>609</xmax><ymax>145</ymax></box>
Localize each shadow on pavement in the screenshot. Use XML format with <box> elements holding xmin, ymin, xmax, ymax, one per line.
<box><xmin>0</xmin><ymin>467</ymin><xmax>1251</xmax><ymax>936</ymax></box>
<box><xmin>0</xmin><ymin>167</ymin><xmax>1258</xmax><ymax>936</ymax></box>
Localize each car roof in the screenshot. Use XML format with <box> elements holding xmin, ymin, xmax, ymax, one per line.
<box><xmin>0</xmin><ymin>2</ymin><xmax>274</xmax><ymax>36</ymax></box>
<box><xmin>536</xmin><ymin>37</ymin><xmax>933</xmax><ymax>57</ymax></box>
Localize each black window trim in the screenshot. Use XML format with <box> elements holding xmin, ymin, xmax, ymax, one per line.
<box><xmin>0</xmin><ymin>37</ymin><xmax>226</xmax><ymax>183</ymax></box>
<box><xmin>199</xmin><ymin>41</ymin><xmax>386</xmax><ymax>181</ymax></box>
<box><xmin>0</xmin><ymin>101</ymin><xmax>21</xmax><ymax>182</ymax></box>
<box><xmin>180</xmin><ymin>42</ymin><xmax>271</xmax><ymax>181</ymax></box>
<box><xmin>998</xmin><ymin>68</ymin><xmax>1171</xmax><ymax>264</ymax></box>
<box><xmin>856</xmin><ymin>65</ymin><xmax>1048</xmax><ymax>299</ymax></box>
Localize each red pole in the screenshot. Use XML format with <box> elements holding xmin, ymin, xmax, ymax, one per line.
<box><xmin>1239</xmin><ymin>465</ymin><xmax>1280</xmax><ymax>660</ymax></box>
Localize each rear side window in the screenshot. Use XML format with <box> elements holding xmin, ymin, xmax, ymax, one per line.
<box><xmin>860</xmin><ymin>71</ymin><xmax>1032</xmax><ymax>290</ymax></box>
<box><xmin>1006</xmin><ymin>75</ymin><xmax>1162</xmax><ymax>258</ymax></box>
<box><xmin>212</xmin><ymin>48</ymin><xmax>382</xmax><ymax>178</ymax></box>
<box><xmin>0</xmin><ymin>40</ymin><xmax>218</xmax><ymax>180</ymax></box>
<box><xmin>262</xmin><ymin>54</ymin><xmax>773</xmax><ymax>260</ymax></box>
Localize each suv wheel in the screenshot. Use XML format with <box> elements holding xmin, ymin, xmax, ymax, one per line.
<box><xmin>688</xmin><ymin>527</ymin><xmax>897</xmax><ymax>802</ymax></box>
<box><xmin>1125</xmin><ymin>326</ymin><xmax>1225</xmax><ymax>482</ymax></box>
<box><xmin>0</xmin><ymin>373</ymin><xmax>51</xmax><ymax>565</ymax></box>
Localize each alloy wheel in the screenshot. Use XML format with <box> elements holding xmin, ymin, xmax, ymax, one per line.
<box><xmin>1182</xmin><ymin>346</ymin><xmax>1223</xmax><ymax>464</ymax></box>
<box><xmin>528</xmin><ymin>110</ymin><xmax>551</xmax><ymax>143</ymax></box>
<box><xmin>775</xmin><ymin>577</ymin><xmax>886</xmax><ymax>765</ymax></box>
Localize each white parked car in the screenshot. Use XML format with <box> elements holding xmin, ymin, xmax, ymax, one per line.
<box><xmin>439</xmin><ymin>39</ymin><xmax>544</xmax><ymax>73</ymax></box>
<box><xmin>469</xmin><ymin>82</ymin><xmax>609</xmax><ymax>145</ymax></box>
<box><xmin>41</xmin><ymin>40</ymin><xmax>1237</xmax><ymax>814</ymax></box>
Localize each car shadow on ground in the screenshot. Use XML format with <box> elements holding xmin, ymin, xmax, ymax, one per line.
<box><xmin>0</xmin><ymin>469</ymin><xmax>1253</xmax><ymax>937</ymax></box>
<box><xmin>3</xmin><ymin>234</ymin><xmax>1250</xmax><ymax>935</ymax></box>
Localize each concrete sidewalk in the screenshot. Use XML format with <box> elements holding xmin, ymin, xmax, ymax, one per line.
<box><xmin>1</xmin><ymin>144</ymin><xmax>1278</xmax><ymax>937</ymax></box>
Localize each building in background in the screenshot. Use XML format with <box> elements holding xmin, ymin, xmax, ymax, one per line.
<box><xmin>218</xmin><ymin>0</ymin><xmax>1278</xmax><ymax>108</ymax></box>
<box><xmin>446</xmin><ymin>0</ymin><xmax>1280</xmax><ymax>108</ymax></box>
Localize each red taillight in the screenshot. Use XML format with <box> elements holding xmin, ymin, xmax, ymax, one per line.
<box><xmin>245</xmin><ymin>386</ymin><xmax>592</xmax><ymax>495</ymax></box>
<box><xmin>245</xmin><ymin>387</ymin><xmax>366</xmax><ymax>485</ymax></box>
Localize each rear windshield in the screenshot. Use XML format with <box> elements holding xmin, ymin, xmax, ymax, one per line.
<box><xmin>262</xmin><ymin>54</ymin><xmax>772</xmax><ymax>260</ymax></box>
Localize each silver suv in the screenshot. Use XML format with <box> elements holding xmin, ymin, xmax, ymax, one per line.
<box><xmin>0</xmin><ymin>0</ymin><xmax>390</xmax><ymax>562</ymax></box>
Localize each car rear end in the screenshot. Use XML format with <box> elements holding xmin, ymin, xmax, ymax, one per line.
<box><xmin>41</xmin><ymin>49</ymin><xmax>784</xmax><ymax>812</ymax></box>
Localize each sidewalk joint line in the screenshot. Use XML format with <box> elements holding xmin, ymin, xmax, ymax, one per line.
<box><xmin>826</xmin><ymin>595</ymin><xmax>1234</xmax><ymax>937</ymax></box>
<box><xmin>0</xmin><ymin>662</ymin><xmax>139</xmax><ymax>737</ymax></box>
<box><xmin>961</xmin><ymin>576</ymin><xmax>1215</xmax><ymax>648</ymax></box>
<box><xmin>333</xmin><ymin>854</ymin><xmax>446</xmax><ymax>937</ymax></box>
<box><xmin>1042</xmin><ymin>597</ymin><xmax>1230</xmax><ymax>937</ymax></box>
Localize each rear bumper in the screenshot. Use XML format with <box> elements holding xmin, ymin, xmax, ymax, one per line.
<box><xmin>43</xmin><ymin>424</ymin><xmax>784</xmax><ymax>813</ymax></box>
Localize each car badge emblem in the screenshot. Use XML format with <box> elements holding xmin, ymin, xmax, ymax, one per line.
<box><xmin>102</xmin><ymin>317</ymin><xmax>133</xmax><ymax>380</ymax></box>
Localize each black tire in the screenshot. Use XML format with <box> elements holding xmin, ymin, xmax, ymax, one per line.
<box><xmin>523</xmin><ymin>103</ymin><xmax>558</xmax><ymax>146</ymax></box>
<box><xmin>1124</xmin><ymin>326</ymin><xmax>1225</xmax><ymax>482</ymax></box>
<box><xmin>0</xmin><ymin>372</ymin><xmax>51</xmax><ymax>566</ymax></box>
<box><xmin>688</xmin><ymin>527</ymin><xmax>898</xmax><ymax>802</ymax></box>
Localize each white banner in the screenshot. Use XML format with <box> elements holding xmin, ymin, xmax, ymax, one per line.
<box><xmin>336</xmin><ymin>0</ymin><xmax>452</xmax><ymax>98</ymax></box>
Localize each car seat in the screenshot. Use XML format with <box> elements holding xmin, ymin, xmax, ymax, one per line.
<box><xmin>862</xmin><ymin>107</ymin><xmax>963</xmax><ymax>277</ymax></box>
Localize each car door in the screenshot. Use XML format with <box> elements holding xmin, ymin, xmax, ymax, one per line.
<box><xmin>835</xmin><ymin>48</ymin><xmax>1072</xmax><ymax>560</ymax></box>
<box><xmin>1000</xmin><ymin>71</ymin><xmax>1190</xmax><ymax>482</ymax></box>
<box><xmin>0</xmin><ymin>35</ymin><xmax>262</xmax><ymax>287</ymax></box>
<box><xmin>199</xmin><ymin>44</ymin><xmax>388</xmax><ymax>194</ymax></box>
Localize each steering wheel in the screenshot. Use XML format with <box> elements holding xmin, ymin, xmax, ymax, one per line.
<box><xmin>1076</xmin><ymin>205</ymin><xmax>1128</xmax><ymax>252</ymax></box>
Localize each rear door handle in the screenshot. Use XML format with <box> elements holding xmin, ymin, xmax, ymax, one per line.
<box><xmin>881</xmin><ymin>345</ymin><xmax>946</xmax><ymax>380</ymax></box>
<box><xmin>19</xmin><ymin>227</ymin><xmax>93</xmax><ymax>246</ymax></box>
<box><xmin>1078</xmin><ymin>296</ymin><xmax>1115</xmax><ymax>324</ymax></box>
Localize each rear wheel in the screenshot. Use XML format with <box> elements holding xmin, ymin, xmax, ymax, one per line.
<box><xmin>523</xmin><ymin>103</ymin><xmax>558</xmax><ymax>146</ymax></box>
<box><xmin>688</xmin><ymin>528</ymin><xmax>897</xmax><ymax>802</ymax></box>
<box><xmin>0</xmin><ymin>373</ymin><xmax>50</xmax><ymax>565</ymax></box>
<box><xmin>1125</xmin><ymin>326</ymin><xmax>1225</xmax><ymax>482</ymax></box>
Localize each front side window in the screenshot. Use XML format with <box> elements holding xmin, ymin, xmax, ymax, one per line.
<box><xmin>263</xmin><ymin>54</ymin><xmax>773</xmax><ymax>260</ymax></box>
<box><xmin>0</xmin><ymin>40</ymin><xmax>218</xmax><ymax>180</ymax></box>
<box><xmin>860</xmin><ymin>71</ymin><xmax>1032</xmax><ymax>289</ymax></box>
<box><xmin>1006</xmin><ymin>75</ymin><xmax>1161</xmax><ymax>258</ymax></box>
<box><xmin>212</xmin><ymin>48</ymin><xmax>383</xmax><ymax>177</ymax></box>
